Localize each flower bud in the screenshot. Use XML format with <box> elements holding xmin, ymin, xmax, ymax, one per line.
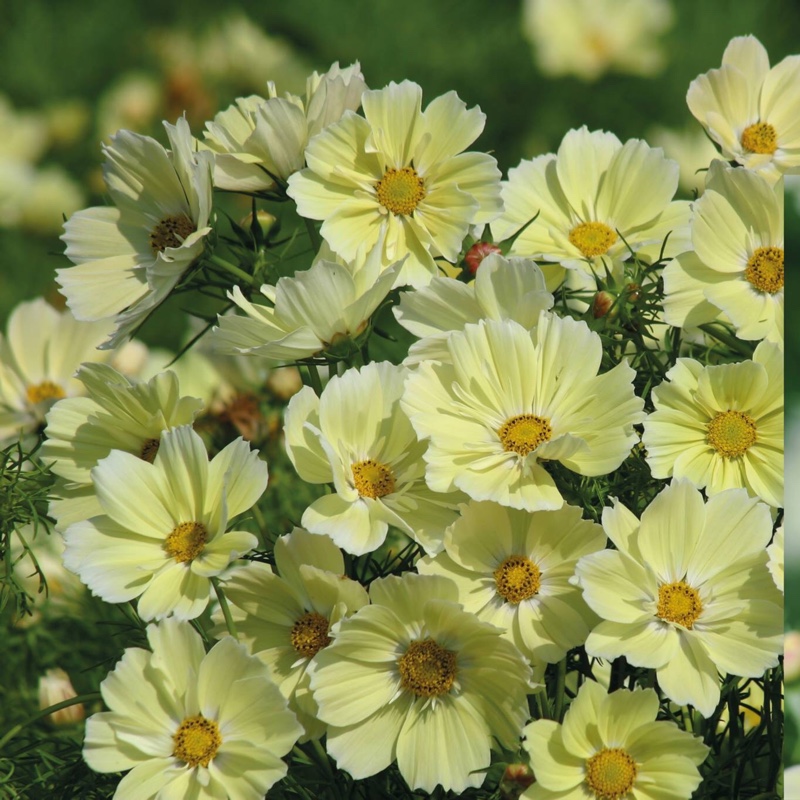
<box><xmin>239</xmin><ymin>210</ymin><xmax>278</xmax><ymax>238</ymax></box>
<box><xmin>592</xmin><ymin>290</ymin><xmax>616</xmax><ymax>319</ymax></box>
<box><xmin>500</xmin><ymin>763</ymin><xmax>535</xmax><ymax>799</ymax></box>
<box><xmin>464</xmin><ymin>241</ymin><xmax>501</xmax><ymax>274</ymax></box>
<box><xmin>38</xmin><ymin>668</ymin><xmax>84</xmax><ymax>726</ymax></box>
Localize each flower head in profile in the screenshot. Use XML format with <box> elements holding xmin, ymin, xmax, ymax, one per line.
<box><xmin>0</xmin><ymin>298</ymin><xmax>114</xmax><ymax>444</ymax></box>
<box><xmin>491</xmin><ymin>126</ymin><xmax>689</xmax><ymax>291</ymax></box>
<box><xmin>203</xmin><ymin>62</ymin><xmax>367</xmax><ymax>190</ymax></box>
<box><xmin>43</xmin><ymin>363</ymin><xmax>204</xmax><ymax>530</ymax></box>
<box><xmin>58</xmin><ymin>117</ymin><xmax>213</xmax><ymax>348</ymax></box>
<box><xmin>643</xmin><ymin>340</ymin><xmax>783</xmax><ymax>508</ymax></box>
<box><xmin>522</xmin><ymin>0</ymin><xmax>673</xmax><ymax>82</ymax></box>
<box><xmin>308</xmin><ymin>573</ymin><xmax>533</xmax><ymax>794</ymax></box>
<box><xmin>402</xmin><ymin>315</ymin><xmax>644</xmax><ymax>512</ymax></box>
<box><xmin>287</xmin><ymin>80</ymin><xmax>502</xmax><ymax>286</ymax></box>
<box><xmin>218</xmin><ymin>528</ymin><xmax>369</xmax><ymax>739</ymax></box>
<box><xmin>662</xmin><ymin>160</ymin><xmax>784</xmax><ymax>344</ymax></box>
<box><xmin>417</xmin><ymin>499</ymin><xmax>604</xmax><ymax>663</ymax></box>
<box><xmin>575</xmin><ymin>481</ymin><xmax>783</xmax><ymax>716</ymax></box>
<box><xmin>211</xmin><ymin>243</ymin><xmax>401</xmax><ymax>364</ymax></box>
<box><xmin>521</xmin><ymin>680</ymin><xmax>708</xmax><ymax>800</ymax></box>
<box><xmin>284</xmin><ymin>361</ymin><xmax>464</xmax><ymax>555</ymax></box>
<box><xmin>394</xmin><ymin>253</ymin><xmax>553</xmax><ymax>364</ymax></box>
<box><xmin>83</xmin><ymin>619</ymin><xmax>302</xmax><ymax>799</ymax></box>
<box><xmin>687</xmin><ymin>35</ymin><xmax>800</xmax><ymax>183</ymax></box>
<box><xmin>62</xmin><ymin>425</ymin><xmax>266</xmax><ymax>620</ymax></box>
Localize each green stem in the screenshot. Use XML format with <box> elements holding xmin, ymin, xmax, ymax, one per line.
<box><xmin>304</xmin><ymin>363</ymin><xmax>323</xmax><ymax>395</ymax></box>
<box><xmin>304</xmin><ymin>218</ymin><xmax>322</xmax><ymax>252</ymax></box>
<box><xmin>207</xmin><ymin>254</ymin><xmax>256</xmax><ymax>287</ymax></box>
<box><xmin>553</xmin><ymin>658</ymin><xmax>567</xmax><ymax>721</ymax></box>
<box><xmin>534</xmin><ymin>690</ymin><xmax>549</xmax><ymax>720</ymax></box>
<box><xmin>0</xmin><ymin>692</ymin><xmax>101</xmax><ymax>750</ymax></box>
<box><xmin>211</xmin><ymin>577</ymin><xmax>238</xmax><ymax>638</ymax></box>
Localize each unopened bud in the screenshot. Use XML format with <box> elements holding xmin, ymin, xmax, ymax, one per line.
<box><xmin>625</xmin><ymin>282</ymin><xmax>640</xmax><ymax>302</ymax></box>
<box><xmin>500</xmin><ymin>763</ymin><xmax>535</xmax><ymax>799</ymax></box>
<box><xmin>464</xmin><ymin>241</ymin><xmax>501</xmax><ymax>274</ymax></box>
<box><xmin>239</xmin><ymin>210</ymin><xmax>278</xmax><ymax>238</ymax></box>
<box><xmin>592</xmin><ymin>290</ymin><xmax>616</xmax><ymax>319</ymax></box>
<box><xmin>38</xmin><ymin>668</ymin><xmax>84</xmax><ymax>726</ymax></box>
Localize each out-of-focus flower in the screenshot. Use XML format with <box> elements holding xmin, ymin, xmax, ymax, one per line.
<box><xmin>204</xmin><ymin>62</ymin><xmax>367</xmax><ymax>191</ymax></box>
<box><xmin>688</xmin><ymin>36</ymin><xmax>800</xmax><ymax>184</ymax></box>
<box><xmin>492</xmin><ymin>127</ymin><xmax>689</xmax><ymax>292</ymax></box>
<box><xmin>663</xmin><ymin>160</ymin><xmax>783</xmax><ymax>344</ymax></box>
<box><xmin>0</xmin><ymin>298</ymin><xmax>113</xmax><ymax>444</ymax></box>
<box><xmin>58</xmin><ymin>117</ymin><xmax>213</xmax><ymax>349</ymax></box>
<box><xmin>38</xmin><ymin>668</ymin><xmax>84</xmax><ymax>726</ymax></box>
<box><xmin>785</xmin><ymin>631</ymin><xmax>800</xmax><ymax>682</ymax></box>
<box><xmin>95</xmin><ymin>73</ymin><xmax>161</xmax><ymax>141</ymax></box>
<box><xmin>649</xmin><ymin>125</ymin><xmax>719</xmax><ymax>196</ymax></box>
<box><xmin>17</xmin><ymin>165</ymin><xmax>85</xmax><ymax>234</ymax></box>
<box><xmin>521</xmin><ymin>0</ymin><xmax>673</xmax><ymax>82</ymax></box>
<box><xmin>288</xmin><ymin>80</ymin><xmax>502</xmax><ymax>286</ymax></box>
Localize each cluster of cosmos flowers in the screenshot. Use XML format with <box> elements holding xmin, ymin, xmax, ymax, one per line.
<box><xmin>0</xmin><ymin>33</ymin><xmax>791</xmax><ymax>800</ymax></box>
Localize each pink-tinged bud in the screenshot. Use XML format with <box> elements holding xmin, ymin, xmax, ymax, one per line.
<box><xmin>464</xmin><ymin>241</ymin><xmax>501</xmax><ymax>274</ymax></box>
<box><xmin>786</xmin><ymin>631</ymin><xmax>800</xmax><ymax>682</ymax></box>
<box><xmin>500</xmin><ymin>763</ymin><xmax>535</xmax><ymax>798</ymax></box>
<box><xmin>38</xmin><ymin>668</ymin><xmax>84</xmax><ymax>726</ymax></box>
<box><xmin>592</xmin><ymin>290</ymin><xmax>616</xmax><ymax>319</ymax></box>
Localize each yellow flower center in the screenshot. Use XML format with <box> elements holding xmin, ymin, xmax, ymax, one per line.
<box><xmin>657</xmin><ymin>581</ymin><xmax>703</xmax><ymax>628</ymax></box>
<box><xmin>375</xmin><ymin>167</ymin><xmax>426</xmax><ymax>215</ymax></box>
<box><xmin>585</xmin><ymin>748</ymin><xmax>637</xmax><ymax>799</ymax></box>
<box><xmin>741</xmin><ymin>122</ymin><xmax>778</xmax><ymax>155</ymax></box>
<box><xmin>744</xmin><ymin>246</ymin><xmax>784</xmax><ymax>294</ymax></box>
<box><xmin>139</xmin><ymin>437</ymin><xmax>161</xmax><ymax>463</ymax></box>
<box><xmin>494</xmin><ymin>555</ymin><xmax>541</xmax><ymax>604</ymax></box>
<box><xmin>150</xmin><ymin>213</ymin><xmax>196</xmax><ymax>254</ymax></box>
<box><xmin>172</xmin><ymin>715</ymin><xmax>221</xmax><ymax>768</ymax></box>
<box><xmin>398</xmin><ymin>639</ymin><xmax>457</xmax><ymax>698</ymax></box>
<box><xmin>498</xmin><ymin>414</ymin><xmax>552</xmax><ymax>457</ymax></box>
<box><xmin>351</xmin><ymin>459</ymin><xmax>395</xmax><ymax>498</ymax></box>
<box><xmin>164</xmin><ymin>521</ymin><xmax>208</xmax><ymax>563</ymax></box>
<box><xmin>26</xmin><ymin>381</ymin><xmax>65</xmax><ymax>405</ymax></box>
<box><xmin>568</xmin><ymin>221</ymin><xmax>617</xmax><ymax>258</ymax></box>
<box><xmin>290</xmin><ymin>611</ymin><xmax>331</xmax><ymax>658</ymax></box>
<box><xmin>707</xmin><ymin>410</ymin><xmax>757</xmax><ymax>458</ymax></box>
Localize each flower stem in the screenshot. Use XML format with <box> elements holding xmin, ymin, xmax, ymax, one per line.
<box><xmin>0</xmin><ymin>693</ymin><xmax>101</xmax><ymax>750</ymax></box>
<box><xmin>304</xmin><ymin>218</ymin><xmax>322</xmax><ymax>253</ymax></box>
<box><xmin>207</xmin><ymin>254</ymin><xmax>256</xmax><ymax>287</ymax></box>
<box><xmin>211</xmin><ymin>577</ymin><xmax>238</xmax><ymax>638</ymax></box>
<box><xmin>553</xmin><ymin>658</ymin><xmax>567</xmax><ymax>721</ymax></box>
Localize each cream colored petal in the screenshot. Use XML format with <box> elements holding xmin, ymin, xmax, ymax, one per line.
<box><xmin>302</xmin><ymin>493</ymin><xmax>386</xmax><ymax>556</ymax></box>
<box><xmin>575</xmin><ymin>550</ymin><xmax>652</xmax><ymax>623</ymax></box>
<box><xmin>598</xmin><ymin>686</ymin><xmax>659</xmax><ymax>745</ymax></box>
<box><xmin>283</xmin><ymin>387</ymin><xmax>332</xmax><ymax>484</ymax></box>
<box><xmin>722</xmin><ymin>36</ymin><xmax>770</xmax><ymax>81</ymax></box>
<box><xmin>596</xmin><ymin>139</ymin><xmax>678</xmax><ymax>232</ymax></box>
<box><xmin>394</xmin><ymin>276</ymin><xmax>482</xmax><ymax>338</ymax></box>
<box><xmin>205</xmin><ymin>437</ymin><xmax>267</xmax><ymax>529</ymax></box>
<box><xmin>425</xmin><ymin>150</ymin><xmax>502</xmax><ymax>224</ymax></box>
<box><xmin>415</xmin><ymin>91</ymin><xmax>485</xmax><ymax>171</ymax></box>
<box><xmin>555</xmin><ymin>127</ymin><xmax>621</xmax><ymax>221</ymax></box>
<box><xmin>362</xmin><ymin>81</ymin><xmax>424</xmax><ymax>169</ymax></box>
<box><xmin>136</xmin><ymin>562</ymin><xmax>210</xmax><ymax>621</ymax></box>
<box><xmin>692</xmin><ymin>190</ymin><xmax>750</xmax><ymax>275</ymax></box>
<box><xmin>523</xmin><ymin>719</ymin><xmax>584</xmax><ymax>792</ymax></box>
<box><xmin>661</xmin><ymin>251</ymin><xmax>726</xmax><ymax>328</ymax></box>
<box><xmin>585</xmin><ymin>619</ymin><xmax>678</xmax><ymax>668</ymax></box>
<box><xmin>655</xmin><ymin>634</ymin><xmax>720</xmax><ymax>717</ymax></box>
<box><xmin>761</xmin><ymin>55</ymin><xmax>800</xmax><ymax>146</ymax></box>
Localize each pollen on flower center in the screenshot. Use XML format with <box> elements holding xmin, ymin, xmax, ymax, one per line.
<box><xmin>164</xmin><ymin>521</ymin><xmax>208</xmax><ymax>563</ymax></box>
<box><xmin>741</xmin><ymin>122</ymin><xmax>778</xmax><ymax>155</ymax></box>
<box><xmin>398</xmin><ymin>639</ymin><xmax>457</xmax><ymax>698</ymax></box>
<box><xmin>494</xmin><ymin>555</ymin><xmax>541</xmax><ymax>604</ymax></box>
<box><xmin>140</xmin><ymin>438</ymin><xmax>160</xmax><ymax>463</ymax></box>
<box><xmin>585</xmin><ymin>747</ymin><xmax>637</xmax><ymax>799</ymax></box>
<box><xmin>150</xmin><ymin>213</ymin><xmax>196</xmax><ymax>254</ymax></box>
<box><xmin>657</xmin><ymin>581</ymin><xmax>703</xmax><ymax>628</ymax></box>
<box><xmin>375</xmin><ymin>167</ymin><xmax>426</xmax><ymax>215</ymax></box>
<box><xmin>498</xmin><ymin>414</ymin><xmax>552</xmax><ymax>457</ymax></box>
<box><xmin>290</xmin><ymin>611</ymin><xmax>331</xmax><ymax>658</ymax></box>
<box><xmin>351</xmin><ymin>459</ymin><xmax>396</xmax><ymax>498</ymax></box>
<box><xmin>568</xmin><ymin>221</ymin><xmax>617</xmax><ymax>258</ymax></box>
<box><xmin>26</xmin><ymin>381</ymin><xmax>65</xmax><ymax>405</ymax></box>
<box><xmin>744</xmin><ymin>246</ymin><xmax>784</xmax><ymax>294</ymax></box>
<box><xmin>172</xmin><ymin>714</ymin><xmax>221</xmax><ymax>767</ymax></box>
<box><xmin>707</xmin><ymin>410</ymin><xmax>757</xmax><ymax>458</ymax></box>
